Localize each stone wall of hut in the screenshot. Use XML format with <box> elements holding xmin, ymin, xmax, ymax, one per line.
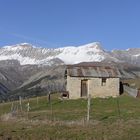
<box><xmin>67</xmin><ymin>76</ymin><xmax>120</xmax><ymax>99</ymax></box>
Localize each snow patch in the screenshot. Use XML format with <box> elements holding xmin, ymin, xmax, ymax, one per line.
<box><xmin>0</xmin><ymin>54</ymin><xmax>36</xmax><ymax>65</ymax></box>
<box><xmin>133</xmin><ymin>54</ymin><xmax>140</xmax><ymax>57</ymax></box>
<box><xmin>55</xmin><ymin>43</ymin><xmax>104</xmax><ymax>64</ymax></box>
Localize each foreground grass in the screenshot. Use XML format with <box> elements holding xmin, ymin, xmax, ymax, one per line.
<box><xmin>1</xmin><ymin>119</ymin><xmax>140</xmax><ymax>140</ymax></box>
<box><xmin>0</xmin><ymin>94</ymin><xmax>140</xmax><ymax>140</ymax></box>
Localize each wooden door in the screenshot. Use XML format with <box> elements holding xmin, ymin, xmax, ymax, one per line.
<box><xmin>81</xmin><ymin>80</ymin><xmax>88</xmax><ymax>97</ymax></box>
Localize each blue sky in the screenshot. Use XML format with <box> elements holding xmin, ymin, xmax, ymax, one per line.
<box><xmin>0</xmin><ymin>0</ymin><xmax>140</xmax><ymax>50</ymax></box>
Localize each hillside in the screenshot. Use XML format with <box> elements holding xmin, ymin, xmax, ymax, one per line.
<box><xmin>0</xmin><ymin>94</ymin><xmax>140</xmax><ymax>140</ymax></box>
<box><xmin>0</xmin><ymin>61</ymin><xmax>140</xmax><ymax>101</ymax></box>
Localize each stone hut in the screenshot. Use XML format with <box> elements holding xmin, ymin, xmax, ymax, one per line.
<box><xmin>65</xmin><ymin>64</ymin><xmax>121</xmax><ymax>99</ymax></box>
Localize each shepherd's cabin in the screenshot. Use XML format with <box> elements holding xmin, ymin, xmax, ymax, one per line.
<box><xmin>65</xmin><ymin>65</ymin><xmax>121</xmax><ymax>99</ymax></box>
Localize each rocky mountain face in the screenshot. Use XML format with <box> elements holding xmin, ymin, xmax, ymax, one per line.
<box><xmin>0</xmin><ymin>42</ymin><xmax>117</xmax><ymax>65</ymax></box>
<box><xmin>0</xmin><ymin>42</ymin><xmax>140</xmax><ymax>66</ymax></box>
<box><xmin>9</xmin><ymin>65</ymin><xmax>66</xmax><ymax>100</ymax></box>
<box><xmin>0</xmin><ymin>42</ymin><xmax>140</xmax><ymax>101</ymax></box>
<box><xmin>111</xmin><ymin>49</ymin><xmax>140</xmax><ymax>66</ymax></box>
<box><xmin>0</xmin><ymin>82</ymin><xmax>10</xmax><ymax>101</ymax></box>
<box><xmin>0</xmin><ymin>59</ymin><xmax>66</xmax><ymax>101</ymax></box>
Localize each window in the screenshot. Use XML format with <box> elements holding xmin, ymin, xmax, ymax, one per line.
<box><xmin>64</xmin><ymin>70</ymin><xmax>67</xmax><ymax>79</ymax></box>
<box><xmin>102</xmin><ymin>78</ymin><xmax>106</xmax><ymax>86</ymax></box>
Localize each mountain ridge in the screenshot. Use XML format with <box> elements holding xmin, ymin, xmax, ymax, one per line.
<box><xmin>1</xmin><ymin>42</ymin><xmax>140</xmax><ymax>66</ymax></box>
<box><xmin>0</xmin><ymin>42</ymin><xmax>140</xmax><ymax>101</ymax></box>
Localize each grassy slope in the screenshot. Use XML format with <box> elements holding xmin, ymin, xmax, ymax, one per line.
<box><xmin>0</xmin><ymin>94</ymin><xmax>140</xmax><ymax>140</ymax></box>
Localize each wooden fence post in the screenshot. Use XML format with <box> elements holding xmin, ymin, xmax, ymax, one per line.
<box><xmin>87</xmin><ymin>94</ymin><xmax>91</xmax><ymax>123</ymax></box>
<box><xmin>37</xmin><ymin>97</ymin><xmax>39</xmax><ymax>107</ymax></box>
<box><xmin>19</xmin><ymin>96</ymin><xmax>22</xmax><ymax>112</ymax></box>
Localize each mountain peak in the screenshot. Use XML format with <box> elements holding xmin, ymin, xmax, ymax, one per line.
<box><xmin>13</xmin><ymin>43</ymin><xmax>33</xmax><ymax>48</ymax></box>
<box><xmin>79</xmin><ymin>42</ymin><xmax>103</xmax><ymax>50</ymax></box>
<box><xmin>3</xmin><ymin>43</ymin><xmax>33</xmax><ymax>50</ymax></box>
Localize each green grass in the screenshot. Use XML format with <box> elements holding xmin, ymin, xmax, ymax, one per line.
<box><xmin>0</xmin><ymin>93</ymin><xmax>140</xmax><ymax>140</ymax></box>
<box><xmin>27</xmin><ymin>94</ymin><xmax>140</xmax><ymax>121</ymax></box>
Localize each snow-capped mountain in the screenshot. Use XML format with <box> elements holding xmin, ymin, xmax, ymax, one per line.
<box><xmin>111</xmin><ymin>48</ymin><xmax>140</xmax><ymax>65</ymax></box>
<box><xmin>0</xmin><ymin>42</ymin><xmax>140</xmax><ymax>66</ymax></box>
<box><xmin>0</xmin><ymin>42</ymin><xmax>108</xmax><ymax>65</ymax></box>
<box><xmin>0</xmin><ymin>42</ymin><xmax>140</xmax><ymax>101</ymax></box>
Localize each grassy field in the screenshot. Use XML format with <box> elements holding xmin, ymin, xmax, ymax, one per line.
<box><xmin>0</xmin><ymin>93</ymin><xmax>140</xmax><ymax>140</ymax></box>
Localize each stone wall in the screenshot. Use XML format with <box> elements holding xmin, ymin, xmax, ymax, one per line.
<box><xmin>67</xmin><ymin>76</ymin><xmax>120</xmax><ymax>99</ymax></box>
<box><xmin>66</xmin><ymin>76</ymin><xmax>81</xmax><ymax>99</ymax></box>
<box><xmin>89</xmin><ymin>78</ymin><xmax>120</xmax><ymax>98</ymax></box>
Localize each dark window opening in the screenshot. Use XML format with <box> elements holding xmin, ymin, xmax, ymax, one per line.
<box><xmin>102</xmin><ymin>78</ymin><xmax>106</xmax><ymax>86</ymax></box>
<box><xmin>64</xmin><ymin>69</ymin><xmax>67</xmax><ymax>79</ymax></box>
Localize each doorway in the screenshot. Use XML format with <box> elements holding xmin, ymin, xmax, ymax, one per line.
<box><xmin>81</xmin><ymin>80</ymin><xmax>88</xmax><ymax>97</ymax></box>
